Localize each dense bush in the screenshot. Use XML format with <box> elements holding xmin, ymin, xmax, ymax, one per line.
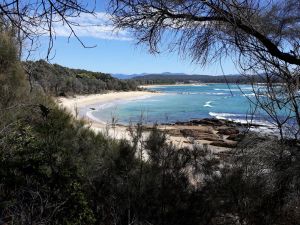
<box><xmin>1</xmin><ymin>30</ymin><xmax>300</xmax><ymax>225</ymax></box>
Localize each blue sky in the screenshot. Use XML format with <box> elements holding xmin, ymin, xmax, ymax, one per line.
<box><xmin>32</xmin><ymin>0</ymin><xmax>238</xmax><ymax>75</ymax></box>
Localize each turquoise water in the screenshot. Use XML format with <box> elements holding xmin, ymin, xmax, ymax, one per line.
<box><xmin>89</xmin><ymin>83</ymin><xmax>273</xmax><ymax>125</ymax></box>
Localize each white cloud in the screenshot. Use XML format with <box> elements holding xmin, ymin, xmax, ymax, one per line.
<box><xmin>52</xmin><ymin>12</ymin><xmax>131</xmax><ymax>41</ymax></box>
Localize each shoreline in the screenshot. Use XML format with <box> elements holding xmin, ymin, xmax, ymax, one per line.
<box><xmin>57</xmin><ymin>91</ymin><xmax>240</xmax><ymax>151</ymax></box>
<box><xmin>57</xmin><ymin>91</ymin><xmax>163</xmax><ymax>119</ymax></box>
<box><xmin>57</xmin><ymin>91</ymin><xmax>164</xmax><ymax>140</ymax></box>
<box><xmin>57</xmin><ymin>90</ymin><xmax>276</xmax><ymax>150</ymax></box>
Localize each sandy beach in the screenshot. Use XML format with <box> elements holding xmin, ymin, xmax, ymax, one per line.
<box><xmin>57</xmin><ymin>91</ymin><xmax>164</xmax><ymax>140</ymax></box>
<box><xmin>57</xmin><ymin>91</ymin><xmax>163</xmax><ymax>118</ymax></box>
<box><xmin>57</xmin><ymin>90</ymin><xmax>239</xmax><ymax>152</ymax></box>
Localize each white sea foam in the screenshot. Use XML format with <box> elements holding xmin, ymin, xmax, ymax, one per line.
<box><xmin>204</xmin><ymin>101</ymin><xmax>213</xmax><ymax>107</ymax></box>
<box><xmin>232</xmin><ymin>119</ymin><xmax>274</xmax><ymax>128</ymax></box>
<box><xmin>176</xmin><ymin>92</ymin><xmax>227</xmax><ymax>95</ymax></box>
<box><xmin>209</xmin><ymin>112</ymin><xmax>277</xmax><ymax>134</ymax></box>
<box><xmin>212</xmin><ymin>92</ymin><xmax>228</xmax><ymax>95</ymax></box>
<box><xmin>214</xmin><ymin>87</ymin><xmax>254</xmax><ymax>92</ymax></box>
<box><xmin>200</xmin><ymin>92</ymin><xmax>228</xmax><ymax>95</ymax></box>
<box><xmin>146</xmin><ymin>99</ymin><xmax>161</xmax><ymax>102</ymax></box>
<box><xmin>241</xmin><ymin>87</ymin><xmax>254</xmax><ymax>90</ymax></box>
<box><xmin>214</xmin><ymin>88</ymin><xmax>241</xmax><ymax>92</ymax></box>
<box><xmin>243</xmin><ymin>93</ymin><xmax>255</xmax><ymax>97</ymax></box>
<box><xmin>86</xmin><ymin>110</ymin><xmax>107</xmax><ymax>124</ymax></box>
<box><xmin>98</xmin><ymin>102</ymin><xmax>115</xmax><ymax>109</ymax></box>
<box><xmin>209</xmin><ymin>112</ymin><xmax>244</xmax><ymax>118</ymax></box>
<box><xmin>128</xmin><ymin>95</ymin><xmax>158</xmax><ymax>101</ymax></box>
<box><xmin>84</xmin><ymin>94</ymin><xmax>159</xmax><ymax>124</ymax></box>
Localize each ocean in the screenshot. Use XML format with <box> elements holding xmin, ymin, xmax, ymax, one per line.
<box><xmin>88</xmin><ymin>83</ymin><xmax>275</xmax><ymax>126</ymax></box>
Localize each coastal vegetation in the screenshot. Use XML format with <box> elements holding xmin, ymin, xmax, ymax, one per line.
<box><xmin>0</xmin><ymin>0</ymin><xmax>300</xmax><ymax>225</ymax></box>
<box><xmin>1</xmin><ymin>27</ymin><xmax>300</xmax><ymax>225</ymax></box>
<box><xmin>25</xmin><ymin>60</ymin><xmax>140</xmax><ymax>96</ymax></box>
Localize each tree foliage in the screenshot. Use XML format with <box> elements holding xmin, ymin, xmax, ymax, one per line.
<box><xmin>109</xmin><ymin>0</ymin><xmax>300</xmax><ymax>66</ymax></box>
<box><xmin>1</xmin><ymin>2</ymin><xmax>300</xmax><ymax>224</ymax></box>
<box><xmin>109</xmin><ymin>0</ymin><xmax>300</xmax><ymax>140</ymax></box>
<box><xmin>0</xmin><ymin>0</ymin><xmax>97</xmax><ymax>59</ymax></box>
<box><xmin>25</xmin><ymin>60</ymin><xmax>139</xmax><ymax>96</ymax></box>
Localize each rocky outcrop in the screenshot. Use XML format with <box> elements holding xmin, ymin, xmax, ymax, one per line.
<box><xmin>175</xmin><ymin>118</ymin><xmax>244</xmax><ymax>127</ymax></box>
<box><xmin>217</xmin><ymin>128</ymin><xmax>239</xmax><ymax>135</ymax></box>
<box><xmin>227</xmin><ymin>133</ymin><xmax>244</xmax><ymax>141</ymax></box>
<box><xmin>210</xmin><ymin>140</ymin><xmax>237</xmax><ymax>148</ymax></box>
<box><xmin>162</xmin><ymin>118</ymin><xmax>248</xmax><ymax>149</ymax></box>
<box><xmin>180</xmin><ymin>129</ymin><xmax>220</xmax><ymax>141</ymax></box>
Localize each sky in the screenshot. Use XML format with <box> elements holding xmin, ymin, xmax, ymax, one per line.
<box><xmin>31</xmin><ymin>0</ymin><xmax>238</xmax><ymax>75</ymax></box>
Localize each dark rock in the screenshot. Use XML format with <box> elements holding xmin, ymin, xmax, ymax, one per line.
<box><xmin>180</xmin><ymin>129</ymin><xmax>198</xmax><ymax>137</ymax></box>
<box><xmin>179</xmin><ymin>129</ymin><xmax>220</xmax><ymax>141</ymax></box>
<box><xmin>193</xmin><ymin>118</ymin><xmax>225</xmax><ymax>126</ymax></box>
<box><xmin>217</xmin><ymin>128</ymin><xmax>239</xmax><ymax>135</ymax></box>
<box><xmin>175</xmin><ymin>121</ymin><xmax>189</xmax><ymax>125</ymax></box>
<box><xmin>167</xmin><ymin>129</ymin><xmax>182</xmax><ymax>136</ymax></box>
<box><xmin>227</xmin><ymin>133</ymin><xmax>244</xmax><ymax>141</ymax></box>
<box><xmin>161</xmin><ymin>122</ymin><xmax>174</xmax><ymax>126</ymax></box>
<box><xmin>210</xmin><ymin>141</ymin><xmax>237</xmax><ymax>148</ymax></box>
<box><xmin>172</xmin><ymin>118</ymin><xmax>244</xmax><ymax>128</ymax></box>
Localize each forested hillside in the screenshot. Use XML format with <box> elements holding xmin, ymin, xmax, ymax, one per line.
<box><xmin>25</xmin><ymin>60</ymin><xmax>139</xmax><ymax>96</ymax></box>
<box><xmin>133</xmin><ymin>74</ymin><xmax>265</xmax><ymax>85</ymax></box>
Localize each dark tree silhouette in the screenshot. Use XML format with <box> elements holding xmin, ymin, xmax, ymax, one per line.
<box><xmin>0</xmin><ymin>0</ymin><xmax>97</xmax><ymax>59</ymax></box>
<box><xmin>109</xmin><ymin>0</ymin><xmax>300</xmax><ymax>139</ymax></box>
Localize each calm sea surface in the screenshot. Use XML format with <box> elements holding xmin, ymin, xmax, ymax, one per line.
<box><xmin>88</xmin><ymin>84</ymin><xmax>275</xmax><ymax>125</ymax></box>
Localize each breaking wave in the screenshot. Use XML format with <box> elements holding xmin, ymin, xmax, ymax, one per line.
<box><xmin>204</xmin><ymin>101</ymin><xmax>213</xmax><ymax>107</ymax></box>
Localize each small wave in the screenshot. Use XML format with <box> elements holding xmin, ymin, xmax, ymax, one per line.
<box><xmin>204</xmin><ymin>101</ymin><xmax>213</xmax><ymax>107</ymax></box>
<box><xmin>98</xmin><ymin>102</ymin><xmax>115</xmax><ymax>109</ymax></box>
<box><xmin>175</xmin><ymin>91</ymin><xmax>228</xmax><ymax>95</ymax></box>
<box><xmin>202</xmin><ymin>92</ymin><xmax>228</xmax><ymax>95</ymax></box>
<box><xmin>130</xmin><ymin>95</ymin><xmax>159</xmax><ymax>100</ymax></box>
<box><xmin>243</xmin><ymin>93</ymin><xmax>255</xmax><ymax>97</ymax></box>
<box><xmin>178</xmin><ymin>92</ymin><xmax>192</xmax><ymax>95</ymax></box>
<box><xmin>211</xmin><ymin>92</ymin><xmax>228</xmax><ymax>95</ymax></box>
<box><xmin>232</xmin><ymin>119</ymin><xmax>274</xmax><ymax>127</ymax></box>
<box><xmin>209</xmin><ymin>112</ymin><xmax>275</xmax><ymax>128</ymax></box>
<box><xmin>196</xmin><ymin>92</ymin><xmax>228</xmax><ymax>95</ymax></box>
<box><xmin>214</xmin><ymin>87</ymin><xmax>254</xmax><ymax>92</ymax></box>
<box><xmin>145</xmin><ymin>99</ymin><xmax>161</xmax><ymax>102</ymax></box>
<box><xmin>86</xmin><ymin>111</ymin><xmax>106</xmax><ymax>124</ymax></box>
<box><xmin>214</xmin><ymin>88</ymin><xmax>241</xmax><ymax>92</ymax></box>
<box><xmin>209</xmin><ymin>112</ymin><xmax>244</xmax><ymax>118</ymax></box>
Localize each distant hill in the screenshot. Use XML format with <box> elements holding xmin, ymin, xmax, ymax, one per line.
<box><xmin>112</xmin><ymin>73</ymin><xmax>147</xmax><ymax>79</ymax></box>
<box><xmin>113</xmin><ymin>72</ymin><xmax>195</xmax><ymax>79</ymax></box>
<box><xmin>131</xmin><ymin>74</ymin><xmax>260</xmax><ymax>84</ymax></box>
<box><xmin>111</xmin><ymin>72</ymin><xmax>265</xmax><ymax>84</ymax></box>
